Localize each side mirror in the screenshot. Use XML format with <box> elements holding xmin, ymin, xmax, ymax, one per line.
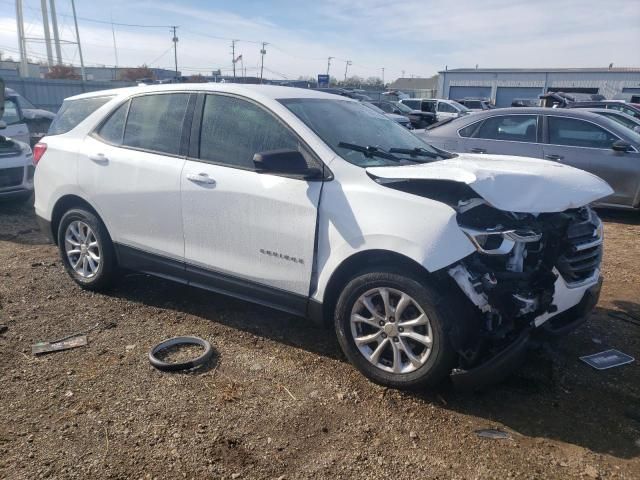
<box><xmin>612</xmin><ymin>140</ymin><xmax>632</xmax><ymax>152</ymax></box>
<box><xmin>253</xmin><ymin>149</ymin><xmax>322</xmax><ymax>179</ymax></box>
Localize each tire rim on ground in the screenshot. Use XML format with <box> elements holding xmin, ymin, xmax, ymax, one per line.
<box><xmin>64</xmin><ymin>220</ymin><xmax>101</xmax><ymax>278</ymax></box>
<box><xmin>350</xmin><ymin>287</ymin><xmax>433</xmax><ymax>374</ymax></box>
<box><xmin>149</xmin><ymin>336</ymin><xmax>214</xmax><ymax>372</ymax></box>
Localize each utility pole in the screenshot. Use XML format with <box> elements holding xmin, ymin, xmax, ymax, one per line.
<box><xmin>70</xmin><ymin>0</ymin><xmax>85</xmax><ymax>82</ymax></box>
<box><xmin>171</xmin><ymin>26</ymin><xmax>179</xmax><ymax>80</ymax></box>
<box><xmin>15</xmin><ymin>0</ymin><xmax>29</xmax><ymax>77</ymax></box>
<box><xmin>344</xmin><ymin>60</ymin><xmax>352</xmax><ymax>82</ymax></box>
<box><xmin>260</xmin><ymin>42</ymin><xmax>267</xmax><ymax>83</ymax></box>
<box><xmin>110</xmin><ymin>15</ymin><xmax>119</xmax><ymax>80</ymax></box>
<box><xmin>49</xmin><ymin>0</ymin><xmax>62</xmax><ymax>64</ymax></box>
<box><xmin>401</xmin><ymin>69</ymin><xmax>405</xmax><ymax>78</ymax></box>
<box><xmin>231</xmin><ymin>40</ymin><xmax>237</xmax><ymax>80</ymax></box>
<box><xmin>40</xmin><ymin>0</ymin><xmax>54</xmax><ymax>67</ymax></box>
<box><xmin>327</xmin><ymin>56</ymin><xmax>333</xmax><ymax>76</ymax></box>
<box><xmin>381</xmin><ymin>67</ymin><xmax>385</xmax><ymax>87</ymax></box>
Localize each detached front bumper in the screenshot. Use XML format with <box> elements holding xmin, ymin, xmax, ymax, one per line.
<box><xmin>450</xmin><ymin>274</ymin><xmax>602</xmax><ymax>390</ymax></box>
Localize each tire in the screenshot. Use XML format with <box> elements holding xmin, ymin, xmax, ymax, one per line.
<box><xmin>334</xmin><ymin>269</ymin><xmax>456</xmax><ymax>390</ymax></box>
<box><xmin>57</xmin><ymin>208</ymin><xmax>116</xmax><ymax>291</ymax></box>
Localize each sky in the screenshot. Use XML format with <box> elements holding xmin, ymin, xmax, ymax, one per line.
<box><xmin>0</xmin><ymin>0</ymin><xmax>639</xmax><ymax>81</ymax></box>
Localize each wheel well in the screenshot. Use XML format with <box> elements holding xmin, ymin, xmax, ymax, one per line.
<box><xmin>50</xmin><ymin>195</ymin><xmax>100</xmax><ymax>245</ymax></box>
<box><xmin>319</xmin><ymin>250</ymin><xmax>432</xmax><ymax>326</ymax></box>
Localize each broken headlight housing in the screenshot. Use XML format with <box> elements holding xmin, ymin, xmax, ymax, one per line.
<box><xmin>461</xmin><ymin>227</ymin><xmax>542</xmax><ymax>255</ymax></box>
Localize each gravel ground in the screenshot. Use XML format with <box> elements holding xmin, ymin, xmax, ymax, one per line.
<box><xmin>1</xmin><ymin>201</ymin><xmax>639</xmax><ymax>479</ymax></box>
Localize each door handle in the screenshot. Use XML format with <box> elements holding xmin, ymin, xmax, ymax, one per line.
<box><xmin>186</xmin><ymin>173</ymin><xmax>216</xmax><ymax>185</ymax></box>
<box><xmin>470</xmin><ymin>148</ymin><xmax>486</xmax><ymax>154</ymax></box>
<box><xmin>88</xmin><ymin>153</ymin><xmax>109</xmax><ymax>164</ymax></box>
<box><xmin>544</xmin><ymin>154</ymin><xmax>564</xmax><ymax>161</ymax></box>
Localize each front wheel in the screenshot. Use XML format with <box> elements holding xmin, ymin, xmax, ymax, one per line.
<box><xmin>334</xmin><ymin>270</ymin><xmax>456</xmax><ymax>390</ymax></box>
<box><xmin>57</xmin><ymin>208</ymin><xmax>116</xmax><ymax>291</ymax></box>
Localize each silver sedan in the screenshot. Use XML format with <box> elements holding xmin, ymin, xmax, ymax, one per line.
<box><xmin>420</xmin><ymin>107</ymin><xmax>640</xmax><ymax>210</ymax></box>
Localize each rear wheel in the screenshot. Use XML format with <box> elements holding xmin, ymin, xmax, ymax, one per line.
<box><xmin>57</xmin><ymin>208</ymin><xmax>116</xmax><ymax>291</ymax></box>
<box><xmin>334</xmin><ymin>270</ymin><xmax>456</xmax><ymax>389</ymax></box>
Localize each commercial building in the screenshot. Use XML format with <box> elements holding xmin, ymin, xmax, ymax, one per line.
<box><xmin>387</xmin><ymin>75</ymin><xmax>438</xmax><ymax>98</ymax></box>
<box><xmin>437</xmin><ymin>67</ymin><xmax>640</xmax><ymax>107</ymax></box>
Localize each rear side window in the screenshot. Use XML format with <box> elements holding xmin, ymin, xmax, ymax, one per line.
<box><xmin>48</xmin><ymin>96</ymin><xmax>113</xmax><ymax>135</ymax></box>
<box><xmin>96</xmin><ymin>101</ymin><xmax>129</xmax><ymax>145</ymax></box>
<box><xmin>475</xmin><ymin>115</ymin><xmax>538</xmax><ymax>142</ymax></box>
<box><xmin>123</xmin><ymin>93</ymin><xmax>190</xmax><ymax>155</ymax></box>
<box><xmin>199</xmin><ymin>94</ymin><xmax>299</xmax><ymax>169</ymax></box>
<box><xmin>548</xmin><ymin>117</ymin><xmax>618</xmax><ymax>149</ymax></box>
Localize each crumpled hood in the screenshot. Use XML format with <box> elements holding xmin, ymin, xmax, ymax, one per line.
<box><xmin>366</xmin><ymin>153</ymin><xmax>614</xmax><ymax>213</ymax></box>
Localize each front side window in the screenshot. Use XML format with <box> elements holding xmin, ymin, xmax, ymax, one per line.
<box><xmin>2</xmin><ymin>98</ymin><xmax>21</xmax><ymax>125</ymax></box>
<box><xmin>123</xmin><ymin>93</ymin><xmax>190</xmax><ymax>155</ymax></box>
<box><xmin>199</xmin><ymin>94</ymin><xmax>299</xmax><ymax>169</ymax></box>
<box><xmin>96</xmin><ymin>101</ymin><xmax>129</xmax><ymax>145</ymax></box>
<box><xmin>458</xmin><ymin>120</ymin><xmax>483</xmax><ymax>138</ymax></box>
<box><xmin>280</xmin><ymin>98</ymin><xmax>448</xmax><ymax>167</ymax></box>
<box><xmin>475</xmin><ymin>115</ymin><xmax>538</xmax><ymax>142</ymax></box>
<box><xmin>49</xmin><ymin>96</ymin><xmax>113</xmax><ymax>135</ymax></box>
<box><xmin>437</xmin><ymin>102</ymin><xmax>456</xmax><ymax>113</ymax></box>
<box><xmin>548</xmin><ymin>116</ymin><xmax>619</xmax><ymax>149</ymax></box>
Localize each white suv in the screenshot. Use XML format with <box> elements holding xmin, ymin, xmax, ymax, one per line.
<box><xmin>34</xmin><ymin>84</ymin><xmax>611</xmax><ymax>389</ymax></box>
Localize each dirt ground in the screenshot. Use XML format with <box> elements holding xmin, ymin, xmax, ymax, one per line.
<box><xmin>1</xmin><ymin>201</ymin><xmax>639</xmax><ymax>480</ymax></box>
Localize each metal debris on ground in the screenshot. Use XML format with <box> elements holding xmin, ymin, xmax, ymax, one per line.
<box><xmin>474</xmin><ymin>429</ymin><xmax>511</xmax><ymax>440</ymax></box>
<box><xmin>580</xmin><ymin>349</ymin><xmax>635</xmax><ymax>370</ymax></box>
<box><xmin>32</xmin><ymin>335</ymin><xmax>88</xmax><ymax>355</ymax></box>
<box><xmin>30</xmin><ymin>321</ymin><xmax>116</xmax><ymax>355</ymax></box>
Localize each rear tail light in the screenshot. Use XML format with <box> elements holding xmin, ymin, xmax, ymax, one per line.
<box><xmin>33</xmin><ymin>142</ymin><xmax>47</xmax><ymax>166</ymax></box>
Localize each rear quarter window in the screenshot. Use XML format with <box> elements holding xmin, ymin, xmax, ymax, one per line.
<box><xmin>48</xmin><ymin>96</ymin><xmax>114</xmax><ymax>135</ymax></box>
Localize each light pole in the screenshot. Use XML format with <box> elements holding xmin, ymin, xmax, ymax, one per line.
<box><xmin>381</xmin><ymin>67</ymin><xmax>385</xmax><ymax>87</ymax></box>
<box><xmin>327</xmin><ymin>56</ymin><xmax>333</xmax><ymax>76</ymax></box>
<box><xmin>171</xmin><ymin>26</ymin><xmax>179</xmax><ymax>79</ymax></box>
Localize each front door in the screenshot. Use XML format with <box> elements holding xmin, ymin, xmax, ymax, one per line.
<box><xmin>543</xmin><ymin>115</ymin><xmax>638</xmax><ymax>207</ymax></box>
<box><xmin>181</xmin><ymin>94</ymin><xmax>323</xmax><ymax>310</ymax></box>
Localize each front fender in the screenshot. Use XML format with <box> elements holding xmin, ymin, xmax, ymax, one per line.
<box><xmin>312</xmin><ymin>178</ymin><xmax>474</xmax><ymax>302</ymax></box>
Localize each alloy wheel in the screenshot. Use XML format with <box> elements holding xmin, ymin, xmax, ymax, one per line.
<box><xmin>350</xmin><ymin>287</ymin><xmax>433</xmax><ymax>374</ymax></box>
<box><xmin>64</xmin><ymin>220</ymin><xmax>101</xmax><ymax>279</ymax></box>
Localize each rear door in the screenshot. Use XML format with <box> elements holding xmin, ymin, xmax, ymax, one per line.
<box><xmin>79</xmin><ymin>92</ymin><xmax>192</xmax><ymax>264</ymax></box>
<box><xmin>461</xmin><ymin>113</ymin><xmax>543</xmax><ymax>157</ymax></box>
<box><xmin>181</xmin><ymin>93</ymin><xmax>323</xmax><ymax>310</ymax></box>
<box><xmin>543</xmin><ymin>115</ymin><xmax>639</xmax><ymax>207</ymax></box>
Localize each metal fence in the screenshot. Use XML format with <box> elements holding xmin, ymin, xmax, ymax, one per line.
<box><xmin>5</xmin><ymin>78</ymin><xmax>134</xmax><ymax>112</ymax></box>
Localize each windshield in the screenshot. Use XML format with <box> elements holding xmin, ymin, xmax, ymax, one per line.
<box><xmin>599</xmin><ymin>111</ymin><xmax>637</xmax><ymax>130</ymax></box>
<box><xmin>280</xmin><ymin>98</ymin><xmax>448</xmax><ymax>167</ymax></box>
<box><xmin>450</xmin><ymin>100</ymin><xmax>470</xmax><ymax>113</ymax></box>
<box><xmin>394</xmin><ymin>102</ymin><xmax>413</xmax><ymax>113</ymax></box>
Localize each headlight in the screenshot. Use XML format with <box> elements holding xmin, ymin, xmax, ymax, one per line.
<box><xmin>461</xmin><ymin>227</ymin><xmax>541</xmax><ymax>255</ymax></box>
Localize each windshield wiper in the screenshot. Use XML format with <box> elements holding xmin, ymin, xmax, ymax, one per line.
<box><xmin>388</xmin><ymin>147</ymin><xmax>441</xmax><ymax>159</ymax></box>
<box><xmin>338</xmin><ymin>142</ymin><xmax>401</xmax><ymax>162</ymax></box>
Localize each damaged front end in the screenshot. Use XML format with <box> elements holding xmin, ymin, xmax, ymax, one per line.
<box><xmin>447</xmin><ymin>200</ymin><xmax>603</xmax><ymax>388</ymax></box>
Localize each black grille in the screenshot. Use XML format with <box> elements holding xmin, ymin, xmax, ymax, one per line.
<box><xmin>557</xmin><ymin>211</ymin><xmax>602</xmax><ymax>283</ymax></box>
<box><xmin>0</xmin><ymin>167</ymin><xmax>24</xmax><ymax>188</ymax></box>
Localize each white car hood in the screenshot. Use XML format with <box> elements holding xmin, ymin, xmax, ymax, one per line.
<box><xmin>366</xmin><ymin>153</ymin><xmax>613</xmax><ymax>213</ymax></box>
